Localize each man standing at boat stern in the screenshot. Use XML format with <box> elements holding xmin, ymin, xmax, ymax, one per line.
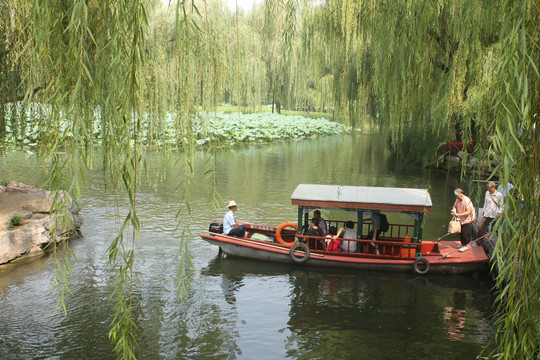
<box><xmin>478</xmin><ymin>181</ymin><xmax>504</xmax><ymax>240</ymax></box>
<box><xmin>451</xmin><ymin>189</ymin><xmax>476</xmax><ymax>248</ymax></box>
<box><xmin>223</xmin><ymin>200</ymin><xmax>246</xmax><ymax>237</ymax></box>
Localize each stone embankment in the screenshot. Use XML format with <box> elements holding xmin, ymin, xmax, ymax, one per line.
<box><xmin>444</xmin><ymin>150</ymin><xmax>499</xmax><ymax>177</ymax></box>
<box><xmin>0</xmin><ymin>181</ymin><xmax>82</xmax><ymax>265</ymax></box>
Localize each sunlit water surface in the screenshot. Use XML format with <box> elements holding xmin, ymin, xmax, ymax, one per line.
<box><xmin>0</xmin><ymin>134</ymin><xmax>494</xmax><ymax>359</ymax></box>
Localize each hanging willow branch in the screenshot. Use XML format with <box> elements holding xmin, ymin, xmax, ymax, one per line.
<box><xmin>487</xmin><ymin>1</ymin><xmax>539</xmax><ymax>359</ymax></box>
<box><xmin>297</xmin><ymin>1</ymin><xmax>539</xmax><ymax>358</ymax></box>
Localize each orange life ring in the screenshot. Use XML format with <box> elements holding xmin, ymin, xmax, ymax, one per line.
<box><xmin>276</xmin><ymin>222</ymin><xmax>298</xmax><ymax>247</ymax></box>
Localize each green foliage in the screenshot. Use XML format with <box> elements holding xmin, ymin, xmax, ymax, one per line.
<box><xmin>194</xmin><ymin>111</ymin><xmax>349</xmax><ymax>146</ymax></box>
<box><xmin>0</xmin><ymin>107</ymin><xmax>347</xmax><ymax>147</ymax></box>
<box><xmin>9</xmin><ymin>213</ymin><xmax>22</xmax><ymax>228</ymax></box>
<box><xmin>2</xmin><ymin>0</ymin><xmax>537</xmax><ymax>359</ymax></box>
<box><xmin>486</xmin><ymin>1</ymin><xmax>539</xmax><ymax>359</ymax></box>
<box><xmin>390</xmin><ymin>125</ymin><xmax>447</xmax><ymax>167</ymax></box>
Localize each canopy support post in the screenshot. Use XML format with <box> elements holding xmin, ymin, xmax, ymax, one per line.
<box><xmin>414</xmin><ymin>213</ymin><xmax>424</xmax><ymax>256</ymax></box>
<box><xmin>297</xmin><ymin>206</ymin><xmax>304</xmax><ymax>234</ymax></box>
<box><xmin>357</xmin><ymin>210</ymin><xmax>363</xmax><ymax>238</ymax></box>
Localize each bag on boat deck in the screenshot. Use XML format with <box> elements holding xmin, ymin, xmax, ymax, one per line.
<box><xmin>209</xmin><ymin>222</ymin><xmax>223</xmax><ymax>234</ymax></box>
<box><xmin>448</xmin><ymin>217</ymin><xmax>461</xmax><ymax>234</ymax></box>
<box><xmin>379</xmin><ymin>213</ymin><xmax>390</xmax><ymax>233</ymax></box>
<box><xmin>326</xmin><ymin>236</ymin><xmax>340</xmax><ymax>251</ymax></box>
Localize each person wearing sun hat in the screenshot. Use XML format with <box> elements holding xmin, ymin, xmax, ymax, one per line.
<box><xmin>223</xmin><ymin>200</ymin><xmax>246</xmax><ymax>237</ymax></box>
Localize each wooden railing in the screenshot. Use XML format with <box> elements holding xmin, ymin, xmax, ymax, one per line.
<box><xmin>295</xmin><ymin>234</ymin><xmax>420</xmax><ymax>258</ymax></box>
<box><xmin>325</xmin><ymin>219</ymin><xmax>415</xmax><ymax>239</ymax></box>
<box><xmin>300</xmin><ymin>219</ymin><xmax>419</xmax><ymax>258</ymax></box>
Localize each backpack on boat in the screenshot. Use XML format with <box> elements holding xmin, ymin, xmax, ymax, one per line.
<box><xmin>379</xmin><ymin>213</ymin><xmax>390</xmax><ymax>233</ymax></box>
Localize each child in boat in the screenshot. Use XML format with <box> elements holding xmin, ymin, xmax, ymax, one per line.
<box><xmin>325</xmin><ymin>226</ymin><xmax>340</xmax><ymax>251</ymax></box>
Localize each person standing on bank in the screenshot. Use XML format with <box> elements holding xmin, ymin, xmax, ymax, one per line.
<box><xmin>223</xmin><ymin>200</ymin><xmax>246</xmax><ymax>237</ymax></box>
<box><xmin>451</xmin><ymin>189</ymin><xmax>476</xmax><ymax>248</ymax></box>
<box><xmin>479</xmin><ymin>181</ymin><xmax>504</xmax><ymax>239</ymax></box>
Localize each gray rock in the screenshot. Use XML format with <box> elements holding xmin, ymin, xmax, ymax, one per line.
<box><xmin>447</xmin><ymin>155</ymin><xmax>461</xmax><ymax>165</ymax></box>
<box><xmin>466</xmin><ymin>156</ymin><xmax>479</xmax><ymax>170</ymax></box>
<box><xmin>0</xmin><ymin>182</ymin><xmax>82</xmax><ymax>265</ymax></box>
<box><xmin>22</xmin><ymin>196</ymin><xmax>52</xmax><ymax>213</ymax></box>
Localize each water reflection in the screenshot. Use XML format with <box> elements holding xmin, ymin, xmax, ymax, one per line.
<box><xmin>444</xmin><ymin>303</ymin><xmax>467</xmax><ymax>340</ymax></box>
<box><xmin>202</xmin><ymin>255</ymin><xmax>494</xmax><ymax>359</ymax></box>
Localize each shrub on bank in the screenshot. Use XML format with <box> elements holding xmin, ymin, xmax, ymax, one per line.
<box><xmin>9</xmin><ymin>214</ymin><xmax>22</xmax><ymax>229</ymax></box>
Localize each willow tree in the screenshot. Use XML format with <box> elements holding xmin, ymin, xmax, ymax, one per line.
<box><xmin>296</xmin><ymin>1</ymin><xmax>539</xmax><ymax>358</ymax></box>
<box><xmin>487</xmin><ymin>2</ymin><xmax>539</xmax><ymax>359</ymax></box>
<box><xmin>0</xmin><ymin>0</ymin><xmax>205</xmax><ymax>359</ymax></box>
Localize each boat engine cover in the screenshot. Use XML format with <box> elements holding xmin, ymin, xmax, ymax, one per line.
<box><xmin>209</xmin><ymin>222</ymin><xmax>223</xmax><ymax>234</ymax></box>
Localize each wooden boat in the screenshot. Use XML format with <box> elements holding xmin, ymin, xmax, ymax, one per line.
<box><xmin>200</xmin><ymin>184</ymin><xmax>489</xmax><ymax>274</ymax></box>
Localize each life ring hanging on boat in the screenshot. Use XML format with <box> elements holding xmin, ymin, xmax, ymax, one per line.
<box><xmin>276</xmin><ymin>222</ymin><xmax>298</xmax><ymax>247</ymax></box>
<box><xmin>289</xmin><ymin>242</ymin><xmax>310</xmax><ymax>264</ymax></box>
<box><xmin>413</xmin><ymin>256</ymin><xmax>431</xmax><ymax>275</ymax></box>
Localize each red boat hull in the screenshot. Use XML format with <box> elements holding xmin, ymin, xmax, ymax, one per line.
<box><xmin>200</xmin><ymin>230</ymin><xmax>488</xmax><ymax>275</ymax></box>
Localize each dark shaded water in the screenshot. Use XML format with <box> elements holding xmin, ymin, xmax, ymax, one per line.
<box><xmin>0</xmin><ymin>134</ymin><xmax>494</xmax><ymax>359</ymax></box>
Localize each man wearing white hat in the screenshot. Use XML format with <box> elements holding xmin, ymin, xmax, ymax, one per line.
<box><xmin>223</xmin><ymin>200</ymin><xmax>246</xmax><ymax>237</ymax></box>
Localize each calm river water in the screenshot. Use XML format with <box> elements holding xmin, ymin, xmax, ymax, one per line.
<box><xmin>0</xmin><ymin>133</ymin><xmax>494</xmax><ymax>359</ymax></box>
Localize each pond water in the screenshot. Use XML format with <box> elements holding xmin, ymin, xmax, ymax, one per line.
<box><xmin>0</xmin><ymin>133</ymin><xmax>494</xmax><ymax>359</ymax></box>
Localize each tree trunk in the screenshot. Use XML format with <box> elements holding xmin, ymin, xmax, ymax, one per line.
<box><xmin>200</xmin><ymin>78</ymin><xmax>203</xmax><ymax>106</ymax></box>
<box><xmin>454</xmin><ymin>117</ymin><xmax>463</xmax><ymax>142</ymax></box>
<box><xmin>0</xmin><ymin>103</ymin><xmax>5</xmax><ymax>140</ymax></box>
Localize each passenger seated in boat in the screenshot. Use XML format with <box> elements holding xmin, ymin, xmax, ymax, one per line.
<box><xmin>325</xmin><ymin>226</ymin><xmax>340</xmax><ymax>251</ymax></box>
<box><xmin>335</xmin><ymin>221</ymin><xmax>357</xmax><ymax>253</ymax></box>
<box><xmin>305</xmin><ymin>217</ymin><xmax>324</xmax><ymax>249</ymax></box>
<box><xmin>223</xmin><ymin>200</ymin><xmax>246</xmax><ymax>237</ymax></box>
<box><xmin>313</xmin><ymin>210</ymin><xmax>328</xmax><ymax>235</ymax></box>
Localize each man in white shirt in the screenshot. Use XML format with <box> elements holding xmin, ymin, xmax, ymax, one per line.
<box><xmin>223</xmin><ymin>200</ymin><xmax>246</xmax><ymax>237</ymax></box>
<box><xmin>479</xmin><ymin>181</ymin><xmax>504</xmax><ymax>239</ymax></box>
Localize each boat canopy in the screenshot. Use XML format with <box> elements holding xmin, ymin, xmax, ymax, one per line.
<box><xmin>291</xmin><ymin>184</ymin><xmax>432</xmax><ymax>213</ymax></box>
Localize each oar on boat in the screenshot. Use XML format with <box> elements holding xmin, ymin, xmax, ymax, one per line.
<box><xmin>441</xmin><ymin>234</ymin><xmax>487</xmax><ymax>259</ymax></box>
<box><xmin>435</xmin><ymin>232</ymin><xmax>454</xmax><ymax>241</ymax></box>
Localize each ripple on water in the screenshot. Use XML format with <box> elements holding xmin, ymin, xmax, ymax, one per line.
<box><xmin>0</xmin><ymin>136</ymin><xmax>494</xmax><ymax>359</ymax></box>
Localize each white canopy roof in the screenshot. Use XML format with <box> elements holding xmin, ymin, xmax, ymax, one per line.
<box><xmin>291</xmin><ymin>184</ymin><xmax>432</xmax><ymax>212</ymax></box>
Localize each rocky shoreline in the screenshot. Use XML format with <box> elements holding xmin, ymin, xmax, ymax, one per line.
<box><xmin>443</xmin><ymin>149</ymin><xmax>499</xmax><ymax>178</ymax></box>
<box><xmin>0</xmin><ymin>182</ymin><xmax>83</xmax><ymax>265</ymax></box>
